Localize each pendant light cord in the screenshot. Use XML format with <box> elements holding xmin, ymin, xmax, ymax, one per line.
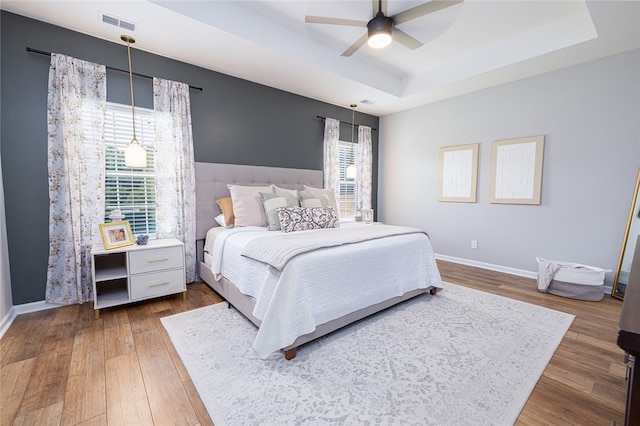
<box><xmin>351</xmin><ymin>105</ymin><xmax>355</xmax><ymax>144</ymax></box>
<box><xmin>351</xmin><ymin>103</ymin><xmax>357</xmax><ymax>161</ymax></box>
<box><xmin>124</xmin><ymin>36</ymin><xmax>138</xmax><ymax>143</ymax></box>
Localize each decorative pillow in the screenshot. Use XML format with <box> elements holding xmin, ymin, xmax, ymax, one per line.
<box><xmin>260</xmin><ymin>192</ymin><xmax>299</xmax><ymax>231</ymax></box>
<box><xmin>277</xmin><ymin>206</ymin><xmax>340</xmax><ymax>233</ymax></box>
<box><xmin>216</xmin><ymin>197</ymin><xmax>235</xmax><ymax>226</ymax></box>
<box><xmin>302</xmin><ymin>185</ymin><xmax>339</xmax><ymax>215</ymax></box>
<box><xmin>214</xmin><ymin>213</ymin><xmax>226</xmax><ymax>227</ymax></box>
<box><xmin>274</xmin><ymin>186</ymin><xmax>299</xmax><ymax>202</ymax></box>
<box><xmin>299</xmin><ymin>191</ymin><xmax>330</xmax><ymax>208</ymax></box>
<box><xmin>227</xmin><ymin>184</ymin><xmax>274</xmax><ymax>227</ymax></box>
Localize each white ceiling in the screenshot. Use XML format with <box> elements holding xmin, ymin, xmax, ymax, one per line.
<box><xmin>2</xmin><ymin>1</ymin><xmax>639</xmax><ymax>116</ymax></box>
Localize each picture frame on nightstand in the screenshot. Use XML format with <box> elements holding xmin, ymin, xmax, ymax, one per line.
<box><xmin>99</xmin><ymin>221</ymin><xmax>134</xmax><ymax>249</ymax></box>
<box><xmin>362</xmin><ymin>209</ymin><xmax>374</xmax><ymax>224</ymax></box>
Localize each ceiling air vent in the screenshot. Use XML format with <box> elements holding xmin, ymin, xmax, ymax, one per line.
<box><xmin>360</xmin><ymin>99</ymin><xmax>375</xmax><ymax>105</ymax></box>
<box><xmin>119</xmin><ymin>20</ymin><xmax>136</xmax><ymax>31</ymax></box>
<box><xmin>100</xmin><ymin>12</ymin><xmax>136</xmax><ymax>32</ymax></box>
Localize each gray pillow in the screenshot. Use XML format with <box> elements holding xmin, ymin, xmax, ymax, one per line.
<box><xmin>299</xmin><ymin>191</ymin><xmax>330</xmax><ymax>208</ymax></box>
<box><xmin>302</xmin><ymin>185</ymin><xmax>339</xmax><ymax>214</ymax></box>
<box><xmin>260</xmin><ymin>192</ymin><xmax>299</xmax><ymax>230</ymax></box>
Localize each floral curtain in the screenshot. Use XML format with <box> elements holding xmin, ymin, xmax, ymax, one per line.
<box><xmin>356</xmin><ymin>125</ymin><xmax>373</xmax><ymax>209</ymax></box>
<box><xmin>46</xmin><ymin>54</ymin><xmax>106</xmax><ymax>304</ymax></box>
<box><xmin>153</xmin><ymin>77</ymin><xmax>197</xmax><ymax>283</ymax></box>
<box><xmin>323</xmin><ymin>118</ymin><xmax>341</xmax><ymax>208</ymax></box>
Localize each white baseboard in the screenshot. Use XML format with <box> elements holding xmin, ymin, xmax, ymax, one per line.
<box><xmin>0</xmin><ymin>307</ymin><xmax>17</xmax><ymax>340</ymax></box>
<box><xmin>435</xmin><ymin>254</ymin><xmax>538</xmax><ymax>279</ymax></box>
<box><xmin>435</xmin><ymin>254</ymin><xmax>614</xmax><ymax>294</ymax></box>
<box><xmin>0</xmin><ymin>300</ymin><xmax>62</xmax><ymax>339</ymax></box>
<box><xmin>0</xmin><ymin>256</ymin><xmax>616</xmax><ymax>338</ymax></box>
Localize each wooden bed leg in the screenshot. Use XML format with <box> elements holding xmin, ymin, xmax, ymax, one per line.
<box><xmin>284</xmin><ymin>347</ymin><xmax>297</xmax><ymax>360</ymax></box>
<box><xmin>429</xmin><ymin>287</ymin><xmax>437</xmax><ymax>295</ymax></box>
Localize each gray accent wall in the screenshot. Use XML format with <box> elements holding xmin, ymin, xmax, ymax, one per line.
<box><xmin>0</xmin><ymin>11</ymin><xmax>379</xmax><ymax>305</ymax></box>
<box><xmin>378</xmin><ymin>49</ymin><xmax>640</xmax><ymax>282</ymax></box>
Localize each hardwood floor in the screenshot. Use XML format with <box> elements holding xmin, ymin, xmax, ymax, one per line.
<box><xmin>0</xmin><ymin>260</ymin><xmax>627</xmax><ymax>425</ymax></box>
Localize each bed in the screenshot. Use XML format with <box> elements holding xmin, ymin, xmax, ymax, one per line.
<box><xmin>195</xmin><ymin>162</ymin><xmax>443</xmax><ymax>360</ymax></box>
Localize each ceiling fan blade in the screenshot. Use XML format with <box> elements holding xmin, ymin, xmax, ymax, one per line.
<box><xmin>393</xmin><ymin>0</ymin><xmax>464</xmax><ymax>25</ymax></box>
<box><xmin>341</xmin><ymin>33</ymin><xmax>369</xmax><ymax>57</ymax></box>
<box><xmin>372</xmin><ymin>0</ymin><xmax>388</xmax><ymax>16</ymax></box>
<box><xmin>305</xmin><ymin>16</ymin><xmax>367</xmax><ymax>27</ymax></box>
<box><xmin>392</xmin><ymin>28</ymin><xmax>424</xmax><ymax>50</ymax></box>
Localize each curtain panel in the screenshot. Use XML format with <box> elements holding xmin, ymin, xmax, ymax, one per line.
<box><xmin>323</xmin><ymin>118</ymin><xmax>341</xmax><ymax>210</ymax></box>
<box><xmin>153</xmin><ymin>78</ymin><xmax>197</xmax><ymax>283</ymax></box>
<box><xmin>357</xmin><ymin>125</ymin><xmax>373</xmax><ymax>210</ymax></box>
<box><xmin>46</xmin><ymin>54</ymin><xmax>107</xmax><ymax>304</ymax></box>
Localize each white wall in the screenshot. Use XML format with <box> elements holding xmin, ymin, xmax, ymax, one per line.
<box><xmin>1</xmin><ymin>156</ymin><xmax>14</xmax><ymax>332</ymax></box>
<box><xmin>378</xmin><ymin>49</ymin><xmax>640</xmax><ymax>283</ymax></box>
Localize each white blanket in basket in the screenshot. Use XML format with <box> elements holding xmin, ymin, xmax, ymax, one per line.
<box><xmin>537</xmin><ymin>257</ymin><xmax>609</xmax><ymax>292</ymax></box>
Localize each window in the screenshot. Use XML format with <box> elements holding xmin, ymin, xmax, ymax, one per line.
<box><xmin>104</xmin><ymin>102</ymin><xmax>156</xmax><ymax>236</ymax></box>
<box><xmin>338</xmin><ymin>140</ymin><xmax>358</xmax><ymax>218</ymax></box>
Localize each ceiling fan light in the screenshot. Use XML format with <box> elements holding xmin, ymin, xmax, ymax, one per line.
<box><xmin>367</xmin><ymin>15</ymin><xmax>393</xmax><ymax>49</ymax></box>
<box><xmin>368</xmin><ymin>32</ymin><xmax>392</xmax><ymax>49</ymax></box>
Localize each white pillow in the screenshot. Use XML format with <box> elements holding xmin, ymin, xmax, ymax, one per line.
<box><xmin>214</xmin><ymin>213</ymin><xmax>226</xmax><ymax>227</ymax></box>
<box><xmin>302</xmin><ymin>185</ymin><xmax>339</xmax><ymax>215</ymax></box>
<box><xmin>227</xmin><ymin>184</ymin><xmax>274</xmax><ymax>227</ymax></box>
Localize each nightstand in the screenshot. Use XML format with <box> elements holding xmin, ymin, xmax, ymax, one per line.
<box><xmin>91</xmin><ymin>238</ymin><xmax>186</xmax><ymax>319</ymax></box>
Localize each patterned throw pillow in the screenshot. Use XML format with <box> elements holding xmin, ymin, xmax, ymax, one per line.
<box><xmin>277</xmin><ymin>207</ymin><xmax>340</xmax><ymax>233</ymax></box>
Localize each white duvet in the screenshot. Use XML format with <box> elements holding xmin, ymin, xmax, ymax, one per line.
<box><xmin>206</xmin><ymin>222</ymin><xmax>443</xmax><ymax>359</ymax></box>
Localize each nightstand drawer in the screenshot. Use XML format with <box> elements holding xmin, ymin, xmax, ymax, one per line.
<box><xmin>130</xmin><ymin>269</ymin><xmax>185</xmax><ymax>300</ymax></box>
<box><xmin>128</xmin><ymin>246</ymin><xmax>183</xmax><ymax>274</ymax></box>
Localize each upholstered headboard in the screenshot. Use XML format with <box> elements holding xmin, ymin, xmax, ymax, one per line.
<box><xmin>194</xmin><ymin>162</ymin><xmax>323</xmax><ymax>241</ymax></box>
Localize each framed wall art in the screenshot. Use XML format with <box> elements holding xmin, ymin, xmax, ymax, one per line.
<box><xmin>489</xmin><ymin>135</ymin><xmax>545</xmax><ymax>205</ymax></box>
<box><xmin>438</xmin><ymin>143</ymin><xmax>479</xmax><ymax>203</ymax></box>
<box><xmin>99</xmin><ymin>221</ymin><xmax>134</xmax><ymax>249</ymax></box>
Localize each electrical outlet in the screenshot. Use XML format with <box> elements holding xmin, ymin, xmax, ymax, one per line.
<box><xmin>471</xmin><ymin>240</ymin><xmax>478</xmax><ymax>249</ymax></box>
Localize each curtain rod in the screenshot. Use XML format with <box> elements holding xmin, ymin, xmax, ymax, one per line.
<box><xmin>316</xmin><ymin>115</ymin><xmax>377</xmax><ymax>131</ymax></box>
<box><xmin>26</xmin><ymin>47</ymin><xmax>203</xmax><ymax>92</ymax></box>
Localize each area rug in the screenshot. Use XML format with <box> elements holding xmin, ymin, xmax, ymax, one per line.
<box><xmin>161</xmin><ymin>282</ymin><xmax>574</xmax><ymax>426</ymax></box>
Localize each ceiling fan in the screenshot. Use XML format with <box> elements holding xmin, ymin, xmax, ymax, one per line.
<box><xmin>305</xmin><ymin>0</ymin><xmax>463</xmax><ymax>57</ymax></box>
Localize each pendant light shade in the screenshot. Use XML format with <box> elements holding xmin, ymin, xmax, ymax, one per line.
<box><xmin>121</xmin><ymin>35</ymin><xmax>147</xmax><ymax>168</ymax></box>
<box><xmin>124</xmin><ymin>136</ymin><xmax>147</xmax><ymax>168</ymax></box>
<box><xmin>346</xmin><ymin>104</ymin><xmax>357</xmax><ymax>180</ymax></box>
<box><xmin>346</xmin><ymin>164</ymin><xmax>357</xmax><ymax>179</ymax></box>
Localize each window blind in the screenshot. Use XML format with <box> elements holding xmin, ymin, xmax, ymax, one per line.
<box><xmin>339</xmin><ymin>141</ymin><xmax>358</xmax><ymax>217</ymax></box>
<box><xmin>104</xmin><ymin>102</ymin><xmax>156</xmax><ymax>236</ymax></box>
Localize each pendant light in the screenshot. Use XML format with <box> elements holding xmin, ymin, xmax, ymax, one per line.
<box><xmin>346</xmin><ymin>104</ymin><xmax>357</xmax><ymax>180</ymax></box>
<box><xmin>121</xmin><ymin>35</ymin><xmax>147</xmax><ymax>168</ymax></box>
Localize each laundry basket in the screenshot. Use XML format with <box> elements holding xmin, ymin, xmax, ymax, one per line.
<box><xmin>536</xmin><ymin>257</ymin><xmax>609</xmax><ymax>301</ymax></box>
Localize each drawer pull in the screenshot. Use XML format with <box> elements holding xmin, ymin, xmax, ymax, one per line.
<box><xmin>147</xmin><ymin>258</ymin><xmax>169</xmax><ymax>263</ymax></box>
<box><xmin>149</xmin><ymin>281</ymin><xmax>170</xmax><ymax>288</ymax></box>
